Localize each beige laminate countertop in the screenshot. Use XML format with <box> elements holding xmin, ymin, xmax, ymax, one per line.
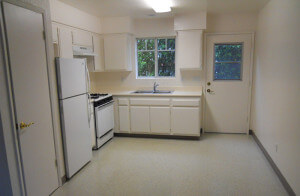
<box><xmin>92</xmin><ymin>87</ymin><xmax>202</xmax><ymax>97</ymax></box>
<box><xmin>109</xmin><ymin>90</ymin><xmax>202</xmax><ymax>97</ymax></box>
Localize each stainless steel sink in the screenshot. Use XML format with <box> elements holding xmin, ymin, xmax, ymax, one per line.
<box><xmin>132</xmin><ymin>90</ymin><xmax>173</xmax><ymax>94</ymax></box>
<box><xmin>153</xmin><ymin>90</ymin><xmax>173</xmax><ymax>94</ymax></box>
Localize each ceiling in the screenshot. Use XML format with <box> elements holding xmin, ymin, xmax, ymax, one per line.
<box><xmin>59</xmin><ymin>0</ymin><xmax>269</xmax><ymax>18</ymax></box>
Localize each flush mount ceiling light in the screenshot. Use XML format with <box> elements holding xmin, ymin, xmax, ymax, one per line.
<box><xmin>146</xmin><ymin>0</ymin><xmax>172</xmax><ymax>13</ymax></box>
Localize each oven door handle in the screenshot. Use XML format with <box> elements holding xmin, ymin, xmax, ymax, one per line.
<box><xmin>96</xmin><ymin>100</ymin><xmax>114</xmax><ymax>109</ymax></box>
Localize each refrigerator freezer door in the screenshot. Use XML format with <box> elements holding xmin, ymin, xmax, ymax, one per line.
<box><xmin>60</xmin><ymin>94</ymin><xmax>92</xmax><ymax>178</ymax></box>
<box><xmin>56</xmin><ymin>58</ymin><xmax>88</xmax><ymax>99</ymax></box>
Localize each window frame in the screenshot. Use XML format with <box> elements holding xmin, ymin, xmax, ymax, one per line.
<box><xmin>136</xmin><ymin>37</ymin><xmax>176</xmax><ymax>79</ymax></box>
<box><xmin>213</xmin><ymin>42</ymin><xmax>244</xmax><ymax>81</ymax></box>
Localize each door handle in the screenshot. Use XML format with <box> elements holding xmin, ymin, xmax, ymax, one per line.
<box><xmin>207</xmin><ymin>89</ymin><xmax>214</xmax><ymax>93</ymax></box>
<box><xmin>19</xmin><ymin>121</ymin><xmax>35</xmax><ymax>129</ymax></box>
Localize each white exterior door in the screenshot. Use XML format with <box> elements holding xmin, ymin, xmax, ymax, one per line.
<box><xmin>205</xmin><ymin>33</ymin><xmax>253</xmax><ymax>133</ymax></box>
<box><xmin>2</xmin><ymin>2</ymin><xmax>59</xmax><ymax>195</ymax></box>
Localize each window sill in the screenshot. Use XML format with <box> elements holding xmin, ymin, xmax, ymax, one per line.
<box><xmin>136</xmin><ymin>77</ymin><xmax>176</xmax><ymax>80</ymax></box>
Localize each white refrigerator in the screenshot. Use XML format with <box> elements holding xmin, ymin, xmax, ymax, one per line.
<box><xmin>56</xmin><ymin>58</ymin><xmax>92</xmax><ymax>178</ymax></box>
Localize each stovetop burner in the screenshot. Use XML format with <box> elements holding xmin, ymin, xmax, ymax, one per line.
<box><xmin>90</xmin><ymin>93</ymin><xmax>109</xmax><ymax>99</ymax></box>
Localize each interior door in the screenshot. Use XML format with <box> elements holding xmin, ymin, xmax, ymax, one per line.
<box><xmin>205</xmin><ymin>34</ymin><xmax>253</xmax><ymax>133</ymax></box>
<box><xmin>2</xmin><ymin>2</ymin><xmax>59</xmax><ymax>195</ymax></box>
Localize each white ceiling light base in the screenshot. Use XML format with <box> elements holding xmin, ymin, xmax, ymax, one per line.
<box><xmin>146</xmin><ymin>0</ymin><xmax>172</xmax><ymax>13</ymax></box>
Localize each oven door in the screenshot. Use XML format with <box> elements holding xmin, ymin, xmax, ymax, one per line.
<box><xmin>95</xmin><ymin>101</ymin><xmax>114</xmax><ymax>138</ymax></box>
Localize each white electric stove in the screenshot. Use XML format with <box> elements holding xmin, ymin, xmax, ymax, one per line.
<box><xmin>89</xmin><ymin>93</ymin><xmax>114</xmax><ymax>149</ymax></box>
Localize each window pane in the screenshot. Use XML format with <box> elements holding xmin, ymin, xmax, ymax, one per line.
<box><xmin>215</xmin><ymin>44</ymin><xmax>243</xmax><ymax>62</ymax></box>
<box><xmin>167</xmin><ymin>39</ymin><xmax>175</xmax><ymax>50</ymax></box>
<box><xmin>214</xmin><ymin>62</ymin><xmax>241</xmax><ymax>80</ymax></box>
<box><xmin>147</xmin><ymin>39</ymin><xmax>155</xmax><ymax>50</ymax></box>
<box><xmin>138</xmin><ymin>51</ymin><xmax>155</xmax><ymax>77</ymax></box>
<box><xmin>137</xmin><ymin>39</ymin><xmax>146</xmax><ymax>50</ymax></box>
<box><xmin>157</xmin><ymin>39</ymin><xmax>166</xmax><ymax>50</ymax></box>
<box><xmin>158</xmin><ymin>51</ymin><xmax>175</xmax><ymax>77</ymax></box>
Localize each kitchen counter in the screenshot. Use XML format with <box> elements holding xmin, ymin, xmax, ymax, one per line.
<box><xmin>92</xmin><ymin>86</ymin><xmax>202</xmax><ymax>97</ymax></box>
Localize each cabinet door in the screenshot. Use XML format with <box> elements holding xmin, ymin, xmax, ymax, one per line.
<box><xmin>93</xmin><ymin>34</ymin><xmax>104</xmax><ymax>71</ymax></box>
<box><xmin>52</xmin><ymin>23</ymin><xmax>58</xmax><ymax>43</ymax></box>
<box><xmin>72</xmin><ymin>29</ymin><xmax>93</xmax><ymax>46</ymax></box>
<box><xmin>150</xmin><ymin>107</ymin><xmax>170</xmax><ymax>134</ymax></box>
<box><xmin>118</xmin><ymin>106</ymin><xmax>130</xmax><ymax>132</ymax></box>
<box><xmin>104</xmin><ymin>34</ymin><xmax>131</xmax><ymax>71</ymax></box>
<box><xmin>171</xmin><ymin>107</ymin><xmax>200</xmax><ymax>136</ymax></box>
<box><xmin>58</xmin><ymin>27</ymin><xmax>73</xmax><ymax>58</ymax></box>
<box><xmin>130</xmin><ymin>106</ymin><xmax>150</xmax><ymax>133</ymax></box>
<box><xmin>177</xmin><ymin>30</ymin><xmax>203</xmax><ymax>69</ymax></box>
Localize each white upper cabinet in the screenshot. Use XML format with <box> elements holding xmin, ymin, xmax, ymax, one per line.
<box><xmin>52</xmin><ymin>23</ymin><xmax>58</xmax><ymax>43</ymax></box>
<box><xmin>177</xmin><ymin>30</ymin><xmax>203</xmax><ymax>70</ymax></box>
<box><xmin>104</xmin><ymin>33</ymin><xmax>132</xmax><ymax>71</ymax></box>
<box><xmin>72</xmin><ymin>29</ymin><xmax>93</xmax><ymax>47</ymax></box>
<box><xmin>58</xmin><ymin>27</ymin><xmax>73</xmax><ymax>58</ymax></box>
<box><xmin>92</xmin><ymin>34</ymin><xmax>104</xmax><ymax>72</ymax></box>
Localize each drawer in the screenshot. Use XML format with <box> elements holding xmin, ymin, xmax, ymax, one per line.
<box><xmin>130</xmin><ymin>98</ymin><xmax>170</xmax><ymax>106</ymax></box>
<box><xmin>172</xmin><ymin>98</ymin><xmax>200</xmax><ymax>107</ymax></box>
<box><xmin>118</xmin><ymin>98</ymin><xmax>129</xmax><ymax>106</ymax></box>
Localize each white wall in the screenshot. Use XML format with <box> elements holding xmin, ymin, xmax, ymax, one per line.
<box><xmin>102</xmin><ymin>16</ymin><xmax>133</xmax><ymax>34</ymax></box>
<box><xmin>90</xmin><ymin>17</ymin><xmax>204</xmax><ymax>91</ymax></box>
<box><xmin>90</xmin><ymin>14</ymin><xmax>258</xmax><ymax>91</ymax></box>
<box><xmin>49</xmin><ymin>0</ymin><xmax>102</xmax><ymax>33</ymax></box>
<box><xmin>206</xmin><ymin>13</ymin><xmax>257</xmax><ymax>33</ymax></box>
<box><xmin>251</xmin><ymin>0</ymin><xmax>300</xmax><ymax>194</ymax></box>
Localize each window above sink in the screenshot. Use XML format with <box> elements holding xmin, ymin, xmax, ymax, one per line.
<box><xmin>136</xmin><ymin>37</ymin><xmax>176</xmax><ymax>78</ymax></box>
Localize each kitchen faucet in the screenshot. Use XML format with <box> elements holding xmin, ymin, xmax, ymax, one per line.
<box><xmin>153</xmin><ymin>82</ymin><xmax>159</xmax><ymax>92</ymax></box>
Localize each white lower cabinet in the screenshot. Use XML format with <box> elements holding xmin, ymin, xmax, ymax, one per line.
<box><xmin>118</xmin><ymin>106</ymin><xmax>130</xmax><ymax>132</ymax></box>
<box><xmin>150</xmin><ymin>107</ymin><xmax>170</xmax><ymax>134</ymax></box>
<box><xmin>115</xmin><ymin>97</ymin><xmax>201</xmax><ymax>137</ymax></box>
<box><xmin>130</xmin><ymin>106</ymin><xmax>150</xmax><ymax>133</ymax></box>
<box><xmin>171</xmin><ymin>107</ymin><xmax>200</xmax><ymax>136</ymax></box>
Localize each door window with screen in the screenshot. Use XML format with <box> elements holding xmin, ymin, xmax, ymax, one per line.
<box><xmin>137</xmin><ymin>38</ymin><xmax>175</xmax><ymax>78</ymax></box>
<box><xmin>214</xmin><ymin>43</ymin><xmax>243</xmax><ymax>80</ymax></box>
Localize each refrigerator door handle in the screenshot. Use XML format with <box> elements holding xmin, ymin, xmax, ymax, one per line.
<box><xmin>86</xmin><ymin>94</ymin><xmax>91</xmax><ymax>126</ymax></box>
<box><xmin>84</xmin><ymin>59</ymin><xmax>91</xmax><ymax>125</ymax></box>
<box><xmin>85</xmin><ymin>59</ymin><xmax>91</xmax><ymax>93</ymax></box>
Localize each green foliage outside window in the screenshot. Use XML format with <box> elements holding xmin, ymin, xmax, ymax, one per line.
<box><xmin>214</xmin><ymin>44</ymin><xmax>243</xmax><ymax>80</ymax></box>
<box><xmin>137</xmin><ymin>38</ymin><xmax>175</xmax><ymax>77</ymax></box>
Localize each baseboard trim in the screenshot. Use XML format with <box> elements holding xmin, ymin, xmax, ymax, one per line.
<box><xmin>61</xmin><ymin>175</ymin><xmax>67</xmax><ymax>184</ymax></box>
<box><xmin>114</xmin><ymin>133</ymin><xmax>200</xmax><ymax>140</ymax></box>
<box><xmin>250</xmin><ymin>130</ymin><xmax>296</xmax><ymax>196</ymax></box>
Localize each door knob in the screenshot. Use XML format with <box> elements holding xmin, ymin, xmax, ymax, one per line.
<box><xmin>19</xmin><ymin>121</ymin><xmax>35</xmax><ymax>129</ymax></box>
<box><xmin>207</xmin><ymin>89</ymin><xmax>214</xmax><ymax>93</ymax></box>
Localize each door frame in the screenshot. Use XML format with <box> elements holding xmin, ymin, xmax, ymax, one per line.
<box><xmin>0</xmin><ymin>0</ymin><xmax>63</xmax><ymax>193</ymax></box>
<box><xmin>203</xmin><ymin>32</ymin><xmax>255</xmax><ymax>134</ymax></box>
